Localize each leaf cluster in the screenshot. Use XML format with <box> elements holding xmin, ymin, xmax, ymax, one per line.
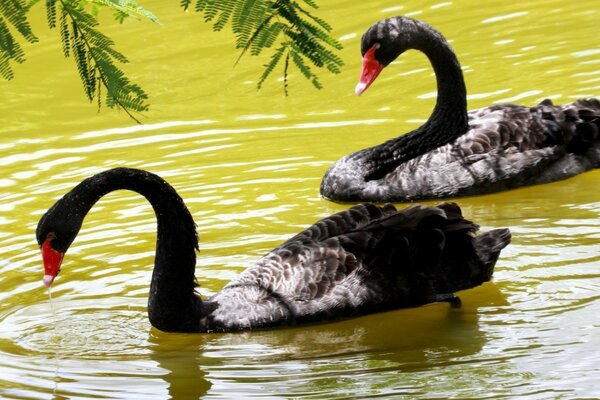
<box><xmin>0</xmin><ymin>0</ymin><xmax>38</xmax><ymax>80</ymax></box>
<box><xmin>2</xmin><ymin>0</ymin><xmax>153</xmax><ymax>121</ymax></box>
<box><xmin>49</xmin><ymin>0</ymin><xmax>150</xmax><ymax>121</ymax></box>
<box><xmin>185</xmin><ymin>0</ymin><xmax>344</xmax><ymax>94</ymax></box>
<box><xmin>2</xmin><ymin>0</ymin><xmax>344</xmax><ymax>122</ymax></box>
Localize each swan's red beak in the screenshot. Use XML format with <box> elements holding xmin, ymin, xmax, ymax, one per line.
<box><xmin>41</xmin><ymin>237</ymin><xmax>63</xmax><ymax>287</ymax></box>
<box><xmin>355</xmin><ymin>46</ymin><xmax>384</xmax><ymax>95</ymax></box>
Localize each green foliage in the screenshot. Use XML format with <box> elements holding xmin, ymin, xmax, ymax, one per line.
<box><xmin>186</xmin><ymin>0</ymin><xmax>344</xmax><ymax>94</ymax></box>
<box><xmin>0</xmin><ymin>0</ymin><xmax>38</xmax><ymax>80</ymax></box>
<box><xmin>56</xmin><ymin>0</ymin><xmax>150</xmax><ymax>121</ymax></box>
<box><xmin>1</xmin><ymin>0</ymin><xmax>153</xmax><ymax>121</ymax></box>
<box><xmin>2</xmin><ymin>0</ymin><xmax>343</xmax><ymax>122</ymax></box>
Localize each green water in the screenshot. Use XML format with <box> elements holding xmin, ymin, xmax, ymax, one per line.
<box><xmin>1</xmin><ymin>1</ymin><xmax>599</xmax><ymax>398</ymax></box>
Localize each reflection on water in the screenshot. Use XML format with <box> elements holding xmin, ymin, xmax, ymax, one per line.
<box><xmin>1</xmin><ymin>0</ymin><xmax>599</xmax><ymax>398</ymax></box>
<box><xmin>2</xmin><ymin>293</ymin><xmax>492</xmax><ymax>398</ymax></box>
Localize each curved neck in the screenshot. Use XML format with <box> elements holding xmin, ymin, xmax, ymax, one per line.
<box><xmin>420</xmin><ymin>22</ymin><xmax>468</xmax><ymax>132</ymax></box>
<box><xmin>65</xmin><ymin>168</ymin><xmax>202</xmax><ymax>332</ymax></box>
<box><xmin>367</xmin><ymin>18</ymin><xmax>469</xmax><ymax>180</ymax></box>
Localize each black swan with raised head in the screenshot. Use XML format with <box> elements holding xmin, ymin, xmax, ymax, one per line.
<box><xmin>320</xmin><ymin>16</ymin><xmax>600</xmax><ymax>202</ymax></box>
<box><xmin>37</xmin><ymin>168</ymin><xmax>511</xmax><ymax>333</ymax></box>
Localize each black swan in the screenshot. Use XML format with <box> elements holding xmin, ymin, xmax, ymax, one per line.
<box><xmin>320</xmin><ymin>16</ymin><xmax>600</xmax><ymax>202</ymax></box>
<box><xmin>37</xmin><ymin>168</ymin><xmax>511</xmax><ymax>333</ymax></box>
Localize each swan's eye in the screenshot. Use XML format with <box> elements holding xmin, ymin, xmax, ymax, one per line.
<box><xmin>43</xmin><ymin>232</ymin><xmax>56</xmax><ymax>247</ymax></box>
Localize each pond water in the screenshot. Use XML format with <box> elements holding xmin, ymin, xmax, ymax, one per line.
<box><xmin>1</xmin><ymin>1</ymin><xmax>599</xmax><ymax>398</ymax></box>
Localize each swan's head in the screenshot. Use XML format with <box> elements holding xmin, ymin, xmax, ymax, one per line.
<box><xmin>36</xmin><ymin>199</ymin><xmax>83</xmax><ymax>287</ymax></box>
<box><xmin>356</xmin><ymin>16</ymin><xmax>432</xmax><ymax>95</ymax></box>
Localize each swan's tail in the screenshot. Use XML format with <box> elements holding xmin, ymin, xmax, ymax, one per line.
<box><xmin>473</xmin><ymin>227</ymin><xmax>512</xmax><ymax>281</ymax></box>
<box><xmin>570</xmin><ymin>98</ymin><xmax>600</xmax><ymax>153</ymax></box>
<box><xmin>539</xmin><ymin>98</ymin><xmax>600</xmax><ymax>154</ymax></box>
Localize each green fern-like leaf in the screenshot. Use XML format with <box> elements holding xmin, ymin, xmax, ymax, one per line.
<box><xmin>0</xmin><ymin>18</ymin><xmax>21</xmax><ymax>79</ymax></box>
<box><xmin>290</xmin><ymin>43</ymin><xmax>322</xmax><ymax>90</ymax></box>
<box><xmin>56</xmin><ymin>0</ymin><xmax>149</xmax><ymax>121</ymax></box>
<box><xmin>197</xmin><ymin>0</ymin><xmax>221</xmax><ymax>22</ymax></box>
<box><xmin>211</xmin><ymin>0</ymin><xmax>234</xmax><ymax>31</ymax></box>
<box><xmin>296</xmin><ymin>3</ymin><xmax>334</xmax><ymax>33</ymax></box>
<box><xmin>282</xmin><ymin>50</ymin><xmax>289</xmax><ymax>95</ymax></box>
<box><xmin>180</xmin><ymin>0</ymin><xmax>193</xmax><ymax>11</ymax></box>
<box><xmin>1</xmin><ymin>0</ymin><xmax>153</xmax><ymax>120</ymax></box>
<box><xmin>232</xmin><ymin>0</ymin><xmax>267</xmax><ymax>44</ymax></box>
<box><xmin>1</xmin><ymin>0</ymin><xmax>38</xmax><ymax>42</ymax></box>
<box><xmin>192</xmin><ymin>0</ymin><xmax>208</xmax><ymax>13</ymax></box>
<box><xmin>301</xmin><ymin>0</ymin><xmax>319</xmax><ymax>9</ymax></box>
<box><xmin>188</xmin><ymin>0</ymin><xmax>344</xmax><ymax>94</ymax></box>
<box><xmin>250</xmin><ymin>20</ymin><xmax>283</xmax><ymax>56</ymax></box>
<box><xmin>46</xmin><ymin>0</ymin><xmax>58</xmax><ymax>28</ymax></box>
<box><xmin>97</xmin><ymin>57</ymin><xmax>148</xmax><ymax>112</ymax></box>
<box><xmin>290</xmin><ymin>49</ymin><xmax>312</xmax><ymax>80</ymax></box>
<box><xmin>0</xmin><ymin>0</ymin><xmax>39</xmax><ymax>80</ymax></box>
<box><xmin>72</xmin><ymin>25</ymin><xmax>95</xmax><ymax>101</ymax></box>
<box><xmin>257</xmin><ymin>43</ymin><xmax>287</xmax><ymax>90</ymax></box>
<box><xmin>234</xmin><ymin>13</ymin><xmax>275</xmax><ymax>63</ymax></box>
<box><xmin>59</xmin><ymin>9</ymin><xmax>71</xmax><ymax>57</ymax></box>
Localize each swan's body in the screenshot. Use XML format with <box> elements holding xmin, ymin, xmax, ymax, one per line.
<box><xmin>321</xmin><ymin>16</ymin><xmax>600</xmax><ymax>202</ymax></box>
<box><xmin>37</xmin><ymin>168</ymin><xmax>510</xmax><ymax>333</ymax></box>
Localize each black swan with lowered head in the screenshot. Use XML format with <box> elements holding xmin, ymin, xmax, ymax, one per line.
<box><xmin>37</xmin><ymin>168</ymin><xmax>511</xmax><ymax>333</ymax></box>
<box><xmin>320</xmin><ymin>16</ymin><xmax>600</xmax><ymax>203</ymax></box>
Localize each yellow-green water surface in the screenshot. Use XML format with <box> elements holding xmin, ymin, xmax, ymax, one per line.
<box><xmin>1</xmin><ymin>1</ymin><xmax>599</xmax><ymax>398</ymax></box>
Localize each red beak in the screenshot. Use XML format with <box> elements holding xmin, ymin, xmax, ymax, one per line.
<box><xmin>355</xmin><ymin>46</ymin><xmax>384</xmax><ymax>95</ymax></box>
<box><xmin>41</xmin><ymin>238</ymin><xmax>64</xmax><ymax>287</ymax></box>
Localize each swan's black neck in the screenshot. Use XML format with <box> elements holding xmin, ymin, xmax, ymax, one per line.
<box><xmin>51</xmin><ymin>168</ymin><xmax>203</xmax><ymax>332</ymax></box>
<box><xmin>365</xmin><ymin>17</ymin><xmax>469</xmax><ymax>180</ymax></box>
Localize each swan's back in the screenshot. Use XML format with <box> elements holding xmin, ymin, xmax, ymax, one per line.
<box><xmin>201</xmin><ymin>203</ymin><xmax>511</xmax><ymax>331</ymax></box>
<box><xmin>368</xmin><ymin>98</ymin><xmax>600</xmax><ymax>201</ymax></box>
<box><xmin>464</xmin><ymin>99</ymin><xmax>599</xmax><ymax>159</ymax></box>
<box><xmin>454</xmin><ymin>98</ymin><xmax>599</xmax><ymax>188</ymax></box>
